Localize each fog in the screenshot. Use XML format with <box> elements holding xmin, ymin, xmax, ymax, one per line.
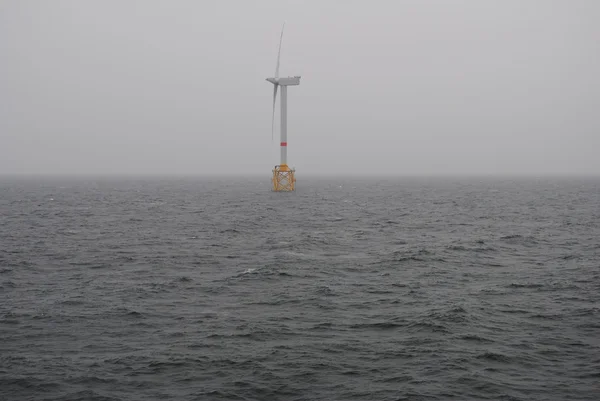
<box><xmin>1</xmin><ymin>0</ymin><xmax>599</xmax><ymax>176</ymax></box>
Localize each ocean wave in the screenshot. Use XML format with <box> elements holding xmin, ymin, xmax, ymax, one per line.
<box><xmin>476</xmin><ymin>351</ymin><xmax>512</xmax><ymax>363</ymax></box>
<box><xmin>349</xmin><ymin>321</ymin><xmax>404</xmax><ymax>330</ymax></box>
<box><xmin>507</xmin><ymin>282</ymin><xmax>544</xmax><ymax>289</ymax></box>
<box><xmin>458</xmin><ymin>334</ymin><xmax>494</xmax><ymax>343</ymax></box>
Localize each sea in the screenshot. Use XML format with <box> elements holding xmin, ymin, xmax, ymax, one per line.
<box><xmin>1</xmin><ymin>176</ymin><xmax>599</xmax><ymax>401</ymax></box>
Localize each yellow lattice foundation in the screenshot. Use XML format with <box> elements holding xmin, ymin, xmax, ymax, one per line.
<box><xmin>272</xmin><ymin>164</ymin><xmax>296</xmax><ymax>192</ymax></box>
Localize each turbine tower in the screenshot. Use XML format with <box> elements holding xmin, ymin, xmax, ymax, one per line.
<box><xmin>267</xmin><ymin>23</ymin><xmax>301</xmax><ymax>192</ymax></box>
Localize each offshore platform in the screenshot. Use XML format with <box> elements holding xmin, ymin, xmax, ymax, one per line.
<box><xmin>266</xmin><ymin>23</ymin><xmax>301</xmax><ymax>192</ymax></box>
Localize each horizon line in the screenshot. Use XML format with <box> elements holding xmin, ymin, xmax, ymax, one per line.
<box><xmin>1</xmin><ymin>172</ymin><xmax>599</xmax><ymax>179</ymax></box>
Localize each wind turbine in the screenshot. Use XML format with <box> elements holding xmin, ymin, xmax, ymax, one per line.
<box><xmin>266</xmin><ymin>23</ymin><xmax>301</xmax><ymax>192</ymax></box>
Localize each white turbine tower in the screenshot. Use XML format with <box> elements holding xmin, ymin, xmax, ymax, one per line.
<box><xmin>266</xmin><ymin>23</ymin><xmax>301</xmax><ymax>192</ymax></box>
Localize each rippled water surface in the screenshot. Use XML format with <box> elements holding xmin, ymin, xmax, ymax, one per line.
<box><xmin>1</xmin><ymin>176</ymin><xmax>599</xmax><ymax>400</ymax></box>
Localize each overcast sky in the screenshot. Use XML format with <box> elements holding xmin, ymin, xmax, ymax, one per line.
<box><xmin>1</xmin><ymin>0</ymin><xmax>599</xmax><ymax>176</ymax></box>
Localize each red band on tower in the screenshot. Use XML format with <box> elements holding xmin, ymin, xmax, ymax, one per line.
<box><xmin>280</xmin><ymin>142</ymin><xmax>287</xmax><ymax>147</ymax></box>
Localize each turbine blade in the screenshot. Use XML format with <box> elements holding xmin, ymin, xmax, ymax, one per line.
<box><xmin>275</xmin><ymin>22</ymin><xmax>285</xmax><ymax>79</ymax></box>
<box><xmin>271</xmin><ymin>84</ymin><xmax>278</xmax><ymax>142</ymax></box>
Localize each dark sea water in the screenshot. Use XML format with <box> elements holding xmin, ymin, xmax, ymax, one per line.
<box><xmin>1</xmin><ymin>176</ymin><xmax>599</xmax><ymax>401</ymax></box>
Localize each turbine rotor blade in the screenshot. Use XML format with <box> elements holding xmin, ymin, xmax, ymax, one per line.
<box><xmin>275</xmin><ymin>22</ymin><xmax>285</xmax><ymax>79</ymax></box>
<box><xmin>271</xmin><ymin>84</ymin><xmax>278</xmax><ymax>142</ymax></box>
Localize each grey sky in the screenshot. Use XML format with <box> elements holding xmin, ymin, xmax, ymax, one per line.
<box><xmin>1</xmin><ymin>0</ymin><xmax>599</xmax><ymax>176</ymax></box>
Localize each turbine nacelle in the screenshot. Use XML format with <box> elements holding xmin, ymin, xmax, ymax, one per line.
<box><xmin>266</xmin><ymin>76</ymin><xmax>301</xmax><ymax>86</ymax></box>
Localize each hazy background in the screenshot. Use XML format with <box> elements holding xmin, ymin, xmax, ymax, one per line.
<box><xmin>1</xmin><ymin>0</ymin><xmax>599</xmax><ymax>176</ymax></box>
